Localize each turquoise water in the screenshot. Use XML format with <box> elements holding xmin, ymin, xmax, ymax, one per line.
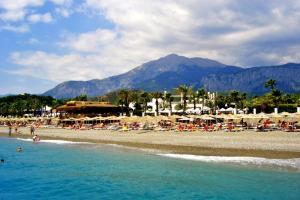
<box><xmin>1</xmin><ymin>137</ymin><xmax>300</xmax><ymax>200</ymax></box>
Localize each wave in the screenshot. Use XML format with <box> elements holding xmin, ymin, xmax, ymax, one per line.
<box><xmin>16</xmin><ymin>138</ymin><xmax>92</xmax><ymax>145</ymax></box>
<box><xmin>157</xmin><ymin>153</ymin><xmax>300</xmax><ymax>170</ymax></box>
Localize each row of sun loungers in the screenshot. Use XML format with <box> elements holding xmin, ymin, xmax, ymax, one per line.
<box><xmin>58</xmin><ymin>122</ymin><xmax>300</xmax><ymax>133</ymax></box>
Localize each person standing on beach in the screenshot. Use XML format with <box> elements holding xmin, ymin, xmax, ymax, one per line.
<box><xmin>8</xmin><ymin>123</ymin><xmax>12</xmax><ymax>136</ymax></box>
<box><xmin>30</xmin><ymin>125</ymin><xmax>35</xmax><ymax>135</ymax></box>
<box><xmin>15</xmin><ymin>123</ymin><xmax>19</xmax><ymax>134</ymax></box>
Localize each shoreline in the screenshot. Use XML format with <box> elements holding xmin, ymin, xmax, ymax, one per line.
<box><xmin>1</xmin><ymin>127</ymin><xmax>300</xmax><ymax>159</ymax></box>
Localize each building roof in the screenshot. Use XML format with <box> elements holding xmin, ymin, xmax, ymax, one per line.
<box><xmin>56</xmin><ymin>101</ymin><xmax>119</xmax><ymax>112</ymax></box>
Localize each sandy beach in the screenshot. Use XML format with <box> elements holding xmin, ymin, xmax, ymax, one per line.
<box><xmin>1</xmin><ymin>126</ymin><xmax>300</xmax><ymax>159</ymax></box>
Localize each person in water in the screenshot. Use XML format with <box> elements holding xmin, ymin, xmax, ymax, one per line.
<box><xmin>0</xmin><ymin>159</ymin><xmax>4</xmax><ymax>163</ymax></box>
<box><xmin>16</xmin><ymin>147</ymin><xmax>23</xmax><ymax>152</ymax></box>
<box><xmin>33</xmin><ymin>135</ymin><xmax>40</xmax><ymax>142</ymax></box>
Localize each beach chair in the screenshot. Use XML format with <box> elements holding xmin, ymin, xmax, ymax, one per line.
<box><xmin>121</xmin><ymin>125</ymin><xmax>129</xmax><ymax>132</ymax></box>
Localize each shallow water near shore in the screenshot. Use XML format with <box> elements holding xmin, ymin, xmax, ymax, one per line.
<box><xmin>1</xmin><ymin>137</ymin><xmax>300</xmax><ymax>200</ymax></box>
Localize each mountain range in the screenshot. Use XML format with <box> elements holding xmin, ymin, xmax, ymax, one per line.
<box><xmin>43</xmin><ymin>54</ymin><xmax>300</xmax><ymax>99</ymax></box>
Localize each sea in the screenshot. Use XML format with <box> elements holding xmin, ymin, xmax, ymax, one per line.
<box><xmin>1</xmin><ymin>137</ymin><xmax>300</xmax><ymax>200</ymax></box>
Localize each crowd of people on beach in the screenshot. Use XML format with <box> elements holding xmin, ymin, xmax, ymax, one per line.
<box><xmin>59</xmin><ymin>118</ymin><xmax>300</xmax><ymax>132</ymax></box>
<box><xmin>1</xmin><ymin>114</ymin><xmax>300</xmax><ymax>134</ymax></box>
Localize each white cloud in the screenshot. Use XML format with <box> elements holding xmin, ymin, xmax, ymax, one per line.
<box><xmin>53</xmin><ymin>0</ymin><xmax>73</xmax><ymax>17</ymax></box>
<box><xmin>0</xmin><ymin>0</ymin><xmax>44</xmax><ymax>11</ymax></box>
<box><xmin>27</xmin><ymin>38</ymin><xmax>40</xmax><ymax>44</ymax></box>
<box><xmin>0</xmin><ymin>0</ymin><xmax>44</xmax><ymax>21</ymax></box>
<box><xmin>60</xmin><ymin>29</ymin><xmax>117</xmax><ymax>52</ymax></box>
<box><xmin>10</xmin><ymin>51</ymin><xmax>103</xmax><ymax>82</ymax></box>
<box><xmin>50</xmin><ymin>0</ymin><xmax>72</xmax><ymax>5</ymax></box>
<box><xmin>0</xmin><ymin>0</ymin><xmax>73</xmax><ymax>28</ymax></box>
<box><xmin>28</xmin><ymin>12</ymin><xmax>53</xmax><ymax>23</ymax></box>
<box><xmin>9</xmin><ymin>0</ymin><xmax>300</xmax><ymax>83</ymax></box>
<box><xmin>1</xmin><ymin>24</ymin><xmax>29</xmax><ymax>33</ymax></box>
<box><xmin>0</xmin><ymin>9</ymin><xmax>27</xmax><ymax>22</ymax></box>
<box><xmin>55</xmin><ymin>8</ymin><xmax>71</xmax><ymax>17</ymax></box>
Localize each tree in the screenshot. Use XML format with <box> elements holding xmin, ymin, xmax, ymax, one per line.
<box><xmin>0</xmin><ymin>102</ymin><xmax>9</xmax><ymax>116</ymax></box>
<box><xmin>151</xmin><ymin>92</ymin><xmax>163</xmax><ymax>116</ymax></box>
<box><xmin>228</xmin><ymin>90</ymin><xmax>240</xmax><ymax>108</ymax></box>
<box><xmin>74</xmin><ymin>94</ymin><xmax>88</xmax><ymax>101</ymax></box>
<box><xmin>264</xmin><ymin>79</ymin><xmax>277</xmax><ymax>91</ymax></box>
<box><xmin>238</xmin><ymin>92</ymin><xmax>247</xmax><ymax>109</ymax></box>
<box><xmin>215</xmin><ymin>94</ymin><xmax>226</xmax><ymax>109</ymax></box>
<box><xmin>271</xmin><ymin>89</ymin><xmax>282</xmax><ymax>107</ymax></box>
<box><xmin>118</xmin><ymin>99</ymin><xmax>125</xmax><ymax>116</ymax></box>
<box><xmin>189</xmin><ymin>91</ymin><xmax>198</xmax><ymax>110</ymax></box>
<box><xmin>0</xmin><ymin>94</ymin><xmax>55</xmax><ymax>117</ymax></box>
<box><xmin>30</xmin><ymin>98</ymin><xmax>42</xmax><ymax>116</ymax></box>
<box><xmin>164</xmin><ymin>92</ymin><xmax>174</xmax><ymax>114</ymax></box>
<box><xmin>176</xmin><ymin>85</ymin><xmax>191</xmax><ymax>113</ymax></box>
<box><xmin>130</xmin><ymin>90</ymin><xmax>143</xmax><ymax>115</ymax></box>
<box><xmin>117</xmin><ymin>89</ymin><xmax>132</xmax><ymax>116</ymax></box>
<box><xmin>140</xmin><ymin>92</ymin><xmax>151</xmax><ymax>114</ymax></box>
<box><xmin>197</xmin><ymin>88</ymin><xmax>207</xmax><ymax>111</ymax></box>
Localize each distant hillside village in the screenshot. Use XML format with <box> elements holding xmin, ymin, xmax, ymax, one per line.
<box><xmin>0</xmin><ymin>79</ymin><xmax>300</xmax><ymax>118</ymax></box>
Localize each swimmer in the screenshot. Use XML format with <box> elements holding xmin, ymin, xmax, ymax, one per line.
<box><xmin>33</xmin><ymin>135</ymin><xmax>40</xmax><ymax>143</ymax></box>
<box><xmin>0</xmin><ymin>159</ymin><xmax>4</xmax><ymax>163</ymax></box>
<box><xmin>16</xmin><ymin>147</ymin><xmax>23</xmax><ymax>152</ymax></box>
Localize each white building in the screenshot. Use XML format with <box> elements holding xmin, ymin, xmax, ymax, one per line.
<box><xmin>145</xmin><ymin>92</ymin><xmax>217</xmax><ymax>116</ymax></box>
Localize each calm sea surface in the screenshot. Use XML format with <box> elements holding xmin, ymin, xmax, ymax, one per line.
<box><xmin>1</xmin><ymin>137</ymin><xmax>300</xmax><ymax>200</ymax></box>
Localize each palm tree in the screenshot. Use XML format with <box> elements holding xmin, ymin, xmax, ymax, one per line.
<box><xmin>130</xmin><ymin>90</ymin><xmax>142</xmax><ymax>114</ymax></box>
<box><xmin>197</xmin><ymin>88</ymin><xmax>207</xmax><ymax>111</ymax></box>
<box><xmin>31</xmin><ymin>98</ymin><xmax>42</xmax><ymax>116</ymax></box>
<box><xmin>140</xmin><ymin>92</ymin><xmax>150</xmax><ymax>114</ymax></box>
<box><xmin>271</xmin><ymin>89</ymin><xmax>282</xmax><ymax>107</ymax></box>
<box><xmin>118</xmin><ymin>89</ymin><xmax>132</xmax><ymax>116</ymax></box>
<box><xmin>176</xmin><ymin>85</ymin><xmax>191</xmax><ymax>113</ymax></box>
<box><xmin>239</xmin><ymin>92</ymin><xmax>247</xmax><ymax>109</ymax></box>
<box><xmin>265</xmin><ymin>79</ymin><xmax>276</xmax><ymax>91</ymax></box>
<box><xmin>118</xmin><ymin>99</ymin><xmax>125</xmax><ymax>116</ymax></box>
<box><xmin>151</xmin><ymin>92</ymin><xmax>163</xmax><ymax>116</ymax></box>
<box><xmin>228</xmin><ymin>90</ymin><xmax>240</xmax><ymax>108</ymax></box>
<box><xmin>189</xmin><ymin>91</ymin><xmax>198</xmax><ymax>110</ymax></box>
<box><xmin>164</xmin><ymin>92</ymin><xmax>174</xmax><ymax>114</ymax></box>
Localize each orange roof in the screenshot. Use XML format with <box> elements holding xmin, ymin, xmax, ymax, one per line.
<box><xmin>56</xmin><ymin>101</ymin><xmax>118</xmax><ymax>111</ymax></box>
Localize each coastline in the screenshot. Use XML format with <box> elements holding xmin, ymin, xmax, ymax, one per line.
<box><xmin>1</xmin><ymin>126</ymin><xmax>300</xmax><ymax>159</ymax></box>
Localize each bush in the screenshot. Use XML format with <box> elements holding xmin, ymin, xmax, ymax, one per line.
<box><xmin>175</xmin><ymin>103</ymin><xmax>183</xmax><ymax>111</ymax></box>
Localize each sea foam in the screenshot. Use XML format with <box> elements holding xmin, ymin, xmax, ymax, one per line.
<box><xmin>157</xmin><ymin>153</ymin><xmax>300</xmax><ymax>170</ymax></box>
<box><xmin>16</xmin><ymin>138</ymin><xmax>92</xmax><ymax>145</ymax></box>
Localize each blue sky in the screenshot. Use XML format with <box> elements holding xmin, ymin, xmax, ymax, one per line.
<box><xmin>0</xmin><ymin>0</ymin><xmax>300</xmax><ymax>95</ymax></box>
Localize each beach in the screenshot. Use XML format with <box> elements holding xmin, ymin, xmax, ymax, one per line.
<box><xmin>1</xmin><ymin>126</ymin><xmax>300</xmax><ymax>159</ymax></box>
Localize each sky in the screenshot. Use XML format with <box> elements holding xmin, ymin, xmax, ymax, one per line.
<box><xmin>0</xmin><ymin>0</ymin><xmax>300</xmax><ymax>95</ymax></box>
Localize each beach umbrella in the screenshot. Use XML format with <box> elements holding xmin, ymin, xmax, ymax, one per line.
<box><xmin>178</xmin><ymin>116</ymin><xmax>192</xmax><ymax>122</ymax></box>
<box><xmin>284</xmin><ymin>114</ymin><xmax>299</xmax><ymax>123</ymax></box>
<box><xmin>200</xmin><ymin>115</ymin><xmax>214</xmax><ymax>120</ymax></box>
<box><xmin>268</xmin><ymin>113</ymin><xmax>283</xmax><ymax>123</ymax></box>
<box><xmin>214</xmin><ymin>113</ymin><xmax>228</xmax><ymax>119</ymax></box>
<box><xmin>280</xmin><ymin>112</ymin><xmax>291</xmax><ymax>117</ymax></box>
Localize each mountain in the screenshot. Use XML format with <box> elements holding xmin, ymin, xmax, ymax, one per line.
<box><xmin>0</xmin><ymin>94</ymin><xmax>16</xmax><ymax>98</ymax></box>
<box><xmin>203</xmin><ymin>63</ymin><xmax>300</xmax><ymax>95</ymax></box>
<box><xmin>43</xmin><ymin>54</ymin><xmax>300</xmax><ymax>98</ymax></box>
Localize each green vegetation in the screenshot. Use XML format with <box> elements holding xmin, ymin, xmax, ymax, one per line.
<box><xmin>151</xmin><ymin>92</ymin><xmax>163</xmax><ymax>116</ymax></box>
<box><xmin>164</xmin><ymin>92</ymin><xmax>174</xmax><ymax>113</ymax></box>
<box><xmin>1</xmin><ymin>79</ymin><xmax>300</xmax><ymax>117</ymax></box>
<box><xmin>0</xmin><ymin>94</ymin><xmax>61</xmax><ymax>117</ymax></box>
<box><xmin>176</xmin><ymin>85</ymin><xmax>192</xmax><ymax>112</ymax></box>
